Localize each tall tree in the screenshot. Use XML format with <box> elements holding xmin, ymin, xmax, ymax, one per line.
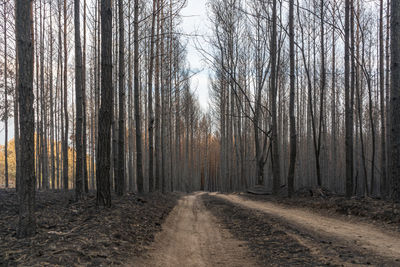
<box><xmin>379</xmin><ymin>0</ymin><xmax>387</xmax><ymax>198</ymax></box>
<box><xmin>391</xmin><ymin>0</ymin><xmax>400</xmax><ymax>201</ymax></box>
<box><xmin>63</xmin><ymin>0</ymin><xmax>69</xmax><ymax>191</ymax></box>
<box><xmin>49</xmin><ymin>1</ymin><xmax>56</xmax><ymax>190</ymax></box>
<box><xmin>271</xmin><ymin>0</ymin><xmax>281</xmax><ymax>195</ymax></box>
<box><xmin>287</xmin><ymin>0</ymin><xmax>296</xmax><ymax>197</ymax></box>
<box><xmin>345</xmin><ymin>0</ymin><xmax>353</xmax><ymax>198</ymax></box>
<box><xmin>14</xmin><ymin>55</ymin><xmax>20</xmax><ymax>192</ymax></box>
<box><xmin>330</xmin><ymin>0</ymin><xmax>337</xmax><ymax>193</ymax></box>
<box><xmin>97</xmin><ymin>0</ymin><xmax>112</xmax><ymax>207</ymax></box>
<box><xmin>83</xmin><ymin>0</ymin><xmax>89</xmax><ymax>193</ymax></box>
<box><xmin>116</xmin><ymin>0</ymin><xmax>125</xmax><ymax>196</ymax></box>
<box><xmin>147</xmin><ymin>0</ymin><xmax>157</xmax><ymax>192</ymax></box>
<box><xmin>75</xmin><ymin>0</ymin><xmax>84</xmax><ymax>200</ymax></box>
<box><xmin>134</xmin><ymin>0</ymin><xmax>144</xmax><ymax>193</ymax></box>
<box><xmin>16</xmin><ymin>0</ymin><xmax>35</xmax><ymax>237</ymax></box>
<box><xmin>127</xmin><ymin>0</ymin><xmax>134</xmax><ymax>192</ymax></box>
<box><xmin>3</xmin><ymin>0</ymin><xmax>9</xmax><ymax>188</ymax></box>
<box><xmin>154</xmin><ymin>0</ymin><xmax>161</xmax><ymax>191</ymax></box>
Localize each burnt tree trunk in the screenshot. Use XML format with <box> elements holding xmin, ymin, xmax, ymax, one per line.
<box><xmin>116</xmin><ymin>0</ymin><xmax>125</xmax><ymax>196</ymax></box>
<box><xmin>97</xmin><ymin>0</ymin><xmax>113</xmax><ymax>207</ymax></box>
<box><xmin>75</xmin><ymin>0</ymin><xmax>84</xmax><ymax>200</ymax></box>
<box><xmin>134</xmin><ymin>0</ymin><xmax>144</xmax><ymax>193</ymax></box>
<box><xmin>390</xmin><ymin>0</ymin><xmax>400</xmax><ymax>201</ymax></box>
<box><xmin>16</xmin><ymin>0</ymin><xmax>36</xmax><ymax>238</ymax></box>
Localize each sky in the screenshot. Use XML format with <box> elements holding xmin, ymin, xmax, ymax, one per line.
<box><xmin>0</xmin><ymin>0</ymin><xmax>211</xmax><ymax>146</ymax></box>
<box><xmin>180</xmin><ymin>0</ymin><xmax>210</xmax><ymax>111</ymax></box>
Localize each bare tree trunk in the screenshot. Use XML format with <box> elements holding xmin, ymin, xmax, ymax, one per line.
<box><xmin>83</xmin><ymin>0</ymin><xmax>89</xmax><ymax>193</ymax></box>
<box><xmin>154</xmin><ymin>0</ymin><xmax>161</xmax><ymax>191</ymax></box>
<box><xmin>331</xmin><ymin>1</ymin><xmax>337</xmax><ymax>192</ymax></box>
<box><xmin>14</xmin><ymin>54</ymin><xmax>20</xmax><ymax>192</ymax></box>
<box><xmin>16</xmin><ymin>0</ymin><xmax>36</xmax><ymax>237</ymax></box>
<box><xmin>174</xmin><ymin>50</ymin><xmax>181</xmax><ymax>190</ymax></box>
<box><xmin>75</xmin><ymin>0</ymin><xmax>84</xmax><ymax>200</ymax></box>
<box><xmin>271</xmin><ymin>0</ymin><xmax>281</xmax><ymax>195</ymax></box>
<box><xmin>34</xmin><ymin>3</ymin><xmax>40</xmax><ymax>189</ymax></box>
<box><xmin>63</xmin><ymin>0</ymin><xmax>69</xmax><ymax>191</ymax></box>
<box><xmin>97</xmin><ymin>0</ymin><xmax>113</xmax><ymax>207</ymax></box>
<box><xmin>134</xmin><ymin>0</ymin><xmax>144</xmax><ymax>193</ymax></box>
<box><xmin>386</xmin><ymin>0</ymin><xmax>391</xmax><ymax>196</ymax></box>
<box><xmin>345</xmin><ymin>0</ymin><xmax>354</xmax><ymax>198</ymax></box>
<box><xmin>390</xmin><ymin>0</ymin><xmax>400</xmax><ymax>201</ymax></box>
<box><xmin>287</xmin><ymin>0</ymin><xmax>296</xmax><ymax>197</ymax></box>
<box><xmin>364</xmin><ymin>45</ymin><xmax>375</xmax><ymax>196</ymax></box>
<box><xmin>3</xmin><ymin>0</ymin><xmax>8</xmax><ymax>188</ymax></box>
<box><xmin>168</xmin><ymin>0</ymin><xmax>174</xmax><ymax>192</ymax></box>
<box><xmin>316</xmin><ymin>0</ymin><xmax>325</xmax><ymax>188</ymax></box>
<box><xmin>49</xmin><ymin>3</ymin><xmax>55</xmax><ymax>190</ymax></box>
<box><xmin>147</xmin><ymin>0</ymin><xmax>157</xmax><ymax>192</ymax></box>
<box><xmin>116</xmin><ymin>0</ymin><xmax>125</xmax><ymax>196</ymax></box>
<box><xmin>160</xmin><ymin>4</ymin><xmax>166</xmax><ymax>193</ymax></box>
<box><xmin>112</xmin><ymin>0</ymin><xmax>118</xmax><ymax>191</ymax></box>
<box><xmin>356</xmin><ymin>42</ymin><xmax>368</xmax><ymax>195</ymax></box>
<box><xmin>57</xmin><ymin>0</ymin><xmax>63</xmax><ymax>189</ymax></box>
<box><xmin>128</xmin><ymin>0</ymin><xmax>134</xmax><ymax>192</ymax></box>
<box><xmin>379</xmin><ymin>0</ymin><xmax>387</xmax><ymax>198</ymax></box>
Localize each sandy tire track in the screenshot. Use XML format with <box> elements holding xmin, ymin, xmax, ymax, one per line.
<box><xmin>130</xmin><ymin>192</ymin><xmax>258</xmax><ymax>267</ymax></box>
<box><xmin>216</xmin><ymin>194</ymin><xmax>400</xmax><ymax>261</ymax></box>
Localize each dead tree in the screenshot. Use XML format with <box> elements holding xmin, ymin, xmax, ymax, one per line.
<box><xmin>390</xmin><ymin>0</ymin><xmax>400</xmax><ymax>201</ymax></box>
<box><xmin>116</xmin><ymin>0</ymin><xmax>125</xmax><ymax>196</ymax></box>
<box><xmin>287</xmin><ymin>0</ymin><xmax>296</xmax><ymax>197</ymax></box>
<box><xmin>16</xmin><ymin>0</ymin><xmax>36</xmax><ymax>237</ymax></box>
<box><xmin>134</xmin><ymin>0</ymin><xmax>144</xmax><ymax>193</ymax></box>
<box><xmin>75</xmin><ymin>0</ymin><xmax>84</xmax><ymax>200</ymax></box>
<box><xmin>97</xmin><ymin>0</ymin><xmax>113</xmax><ymax>207</ymax></box>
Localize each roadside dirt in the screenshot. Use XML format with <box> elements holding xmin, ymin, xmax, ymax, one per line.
<box><xmin>242</xmin><ymin>193</ymin><xmax>400</xmax><ymax>231</ymax></box>
<box><xmin>216</xmin><ymin>194</ymin><xmax>400</xmax><ymax>263</ymax></box>
<box><xmin>131</xmin><ymin>192</ymin><xmax>258</xmax><ymax>267</ymax></box>
<box><xmin>0</xmin><ymin>190</ymin><xmax>177</xmax><ymax>266</ymax></box>
<box><xmin>3</xmin><ymin>190</ymin><xmax>399</xmax><ymax>266</ymax></box>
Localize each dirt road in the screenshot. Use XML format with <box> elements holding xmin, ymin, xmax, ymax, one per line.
<box><xmin>217</xmin><ymin>194</ymin><xmax>400</xmax><ymax>260</ymax></box>
<box><xmin>132</xmin><ymin>193</ymin><xmax>400</xmax><ymax>266</ymax></box>
<box><xmin>131</xmin><ymin>193</ymin><xmax>258</xmax><ymax>267</ymax></box>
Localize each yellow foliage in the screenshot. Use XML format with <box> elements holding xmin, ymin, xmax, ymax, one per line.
<box><xmin>0</xmin><ymin>136</ymin><xmax>93</xmax><ymax>189</ymax></box>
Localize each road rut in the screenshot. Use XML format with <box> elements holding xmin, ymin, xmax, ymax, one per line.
<box><xmin>217</xmin><ymin>194</ymin><xmax>400</xmax><ymax>260</ymax></box>
<box><xmin>131</xmin><ymin>193</ymin><xmax>258</xmax><ymax>267</ymax></box>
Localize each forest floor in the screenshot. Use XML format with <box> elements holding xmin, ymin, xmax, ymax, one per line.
<box><xmin>0</xmin><ymin>189</ymin><xmax>178</xmax><ymax>266</ymax></box>
<box><xmin>242</xmin><ymin>192</ymin><xmax>400</xmax><ymax>232</ymax></box>
<box><xmin>2</xmin><ymin>190</ymin><xmax>400</xmax><ymax>266</ymax></box>
<box><xmin>206</xmin><ymin>193</ymin><xmax>400</xmax><ymax>266</ymax></box>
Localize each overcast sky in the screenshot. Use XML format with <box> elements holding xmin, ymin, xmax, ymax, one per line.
<box><xmin>0</xmin><ymin>0</ymin><xmax>211</xmax><ymax>146</ymax></box>
<box><xmin>180</xmin><ymin>0</ymin><xmax>210</xmax><ymax>111</ymax></box>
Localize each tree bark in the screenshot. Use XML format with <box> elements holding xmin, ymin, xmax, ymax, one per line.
<box><xmin>147</xmin><ymin>0</ymin><xmax>157</xmax><ymax>192</ymax></box>
<box><xmin>75</xmin><ymin>0</ymin><xmax>84</xmax><ymax>200</ymax></box>
<box><xmin>271</xmin><ymin>0</ymin><xmax>281</xmax><ymax>195</ymax></box>
<box><xmin>49</xmin><ymin>2</ymin><xmax>55</xmax><ymax>190</ymax></box>
<box><xmin>83</xmin><ymin>0</ymin><xmax>89</xmax><ymax>193</ymax></box>
<box><xmin>63</xmin><ymin>0</ymin><xmax>69</xmax><ymax>191</ymax></box>
<box><xmin>97</xmin><ymin>0</ymin><xmax>113</xmax><ymax>207</ymax></box>
<box><xmin>116</xmin><ymin>0</ymin><xmax>126</xmax><ymax>196</ymax></box>
<box><xmin>287</xmin><ymin>0</ymin><xmax>296</xmax><ymax>197</ymax></box>
<box><xmin>134</xmin><ymin>0</ymin><xmax>144</xmax><ymax>193</ymax></box>
<box><xmin>16</xmin><ymin>0</ymin><xmax>36</xmax><ymax>237</ymax></box>
<box><xmin>154</xmin><ymin>0</ymin><xmax>161</xmax><ymax>191</ymax></box>
<box><xmin>3</xmin><ymin>0</ymin><xmax>8</xmax><ymax>188</ymax></box>
<box><xmin>345</xmin><ymin>0</ymin><xmax>354</xmax><ymax>198</ymax></box>
<box><xmin>390</xmin><ymin>0</ymin><xmax>400</xmax><ymax>201</ymax></box>
<box><xmin>379</xmin><ymin>0</ymin><xmax>387</xmax><ymax>198</ymax></box>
